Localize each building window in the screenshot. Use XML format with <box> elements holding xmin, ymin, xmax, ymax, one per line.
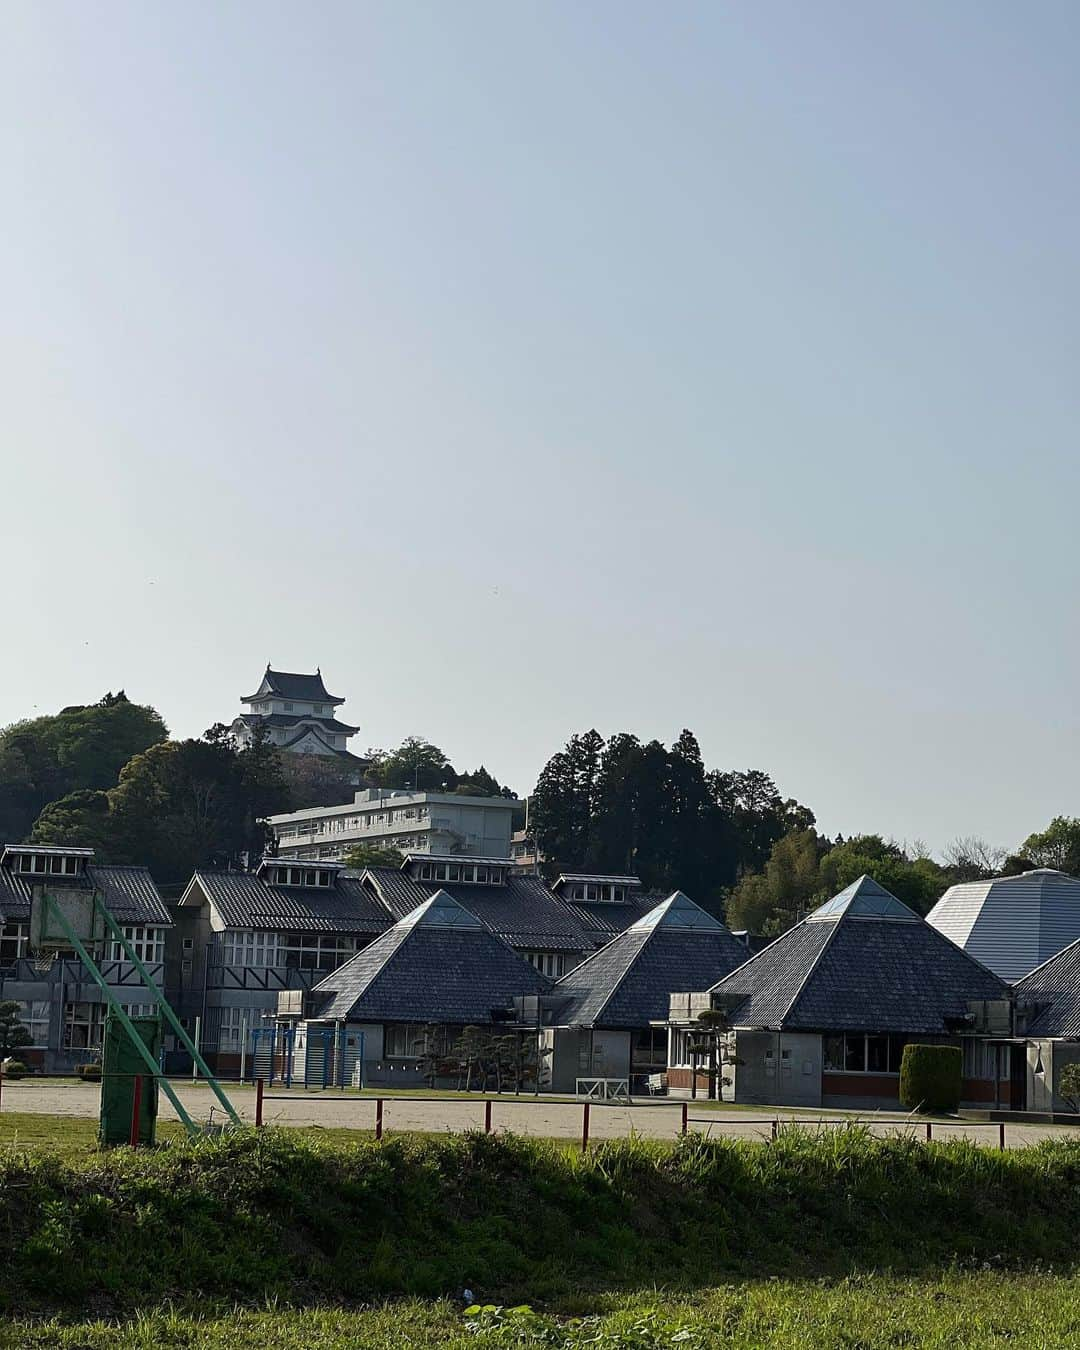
<box><xmin>384</xmin><ymin>1023</ymin><xmax>425</xmax><ymax>1058</ymax></box>
<box><xmin>20</xmin><ymin>1000</ymin><xmax>49</xmax><ymax>1047</ymax></box>
<box><xmin>284</xmin><ymin>702</ymin><xmax>294</xmax><ymax>711</ymax></box>
<box><xmin>110</xmin><ymin>926</ymin><xmax>165</xmax><ymax>963</ymax></box>
<box><xmin>526</xmin><ymin>951</ymin><xmax>564</xmax><ymax>978</ymax></box>
<box><xmin>217</xmin><ymin>1006</ymin><xmax>248</xmax><ymax>1052</ymax></box>
<box><xmin>221</xmin><ymin>930</ymin><xmax>279</xmax><ymax>968</ymax></box>
<box><xmin>279</xmin><ymin>933</ymin><xmax>356</xmax><ymax>971</ymax></box>
<box><xmin>0</xmin><ymin>921</ymin><xmax>30</xmax><ymax>963</ymax></box>
<box><xmin>632</xmin><ymin>1027</ymin><xmax>668</xmax><ymax>1069</ymax></box>
<box><xmin>824</xmin><ymin>1033</ymin><xmax>910</xmax><ymax>1075</ymax></box>
<box><xmin>64</xmin><ymin>1002</ymin><xmax>106</xmax><ymax>1049</ymax></box>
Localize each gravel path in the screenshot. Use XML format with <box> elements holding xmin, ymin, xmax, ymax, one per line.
<box><xmin>4</xmin><ymin>1080</ymin><xmax>1080</xmax><ymax>1148</ymax></box>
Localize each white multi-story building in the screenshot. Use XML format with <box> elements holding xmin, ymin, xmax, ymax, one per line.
<box><xmin>231</xmin><ymin>666</ymin><xmax>359</xmax><ymax>759</ymax></box>
<box><xmin>267</xmin><ymin>788</ymin><xmax>521</xmax><ymax>861</ymax></box>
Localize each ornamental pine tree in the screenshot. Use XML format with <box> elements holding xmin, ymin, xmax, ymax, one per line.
<box><xmin>0</xmin><ymin>1001</ymin><xmax>33</xmax><ymax>1057</ymax></box>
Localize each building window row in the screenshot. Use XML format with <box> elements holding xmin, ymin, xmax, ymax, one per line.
<box><xmin>13</xmin><ymin>853</ymin><xmax>82</xmax><ymax>876</ymax></box>
<box><xmin>218</xmin><ymin>929</ymin><xmax>356</xmax><ymax>972</ymax></box>
<box><xmin>110</xmin><ymin>925</ymin><xmax>165</xmax><ymax>964</ymax></box>
<box><xmin>525</xmin><ymin>951</ymin><xmax>566</xmax><ymax>979</ymax></box>
<box><xmin>263</xmin><ymin>865</ymin><xmax>335</xmax><ymax>888</ymax></box>
<box><xmin>63</xmin><ymin>1001</ymin><xmax>155</xmax><ymax>1050</ymax></box>
<box><xmin>417</xmin><ymin>862</ymin><xmax>505</xmax><ymax>885</ymax></box>
<box><xmin>823</xmin><ymin>1033</ymin><xmax>911</xmax><ymax>1075</ymax></box>
<box><xmin>567</xmin><ymin>883</ymin><xmax>628</xmax><ymax>903</ymax></box>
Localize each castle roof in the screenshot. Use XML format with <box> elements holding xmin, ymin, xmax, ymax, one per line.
<box><xmin>243</xmin><ymin>667</ymin><xmax>343</xmax><ymax>705</ymax></box>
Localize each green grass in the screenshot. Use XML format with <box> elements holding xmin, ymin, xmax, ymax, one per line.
<box><xmin>3</xmin><ymin>1123</ymin><xmax>1080</xmax><ymax>1316</ymax></box>
<box><xmin>5</xmin><ymin>1125</ymin><xmax>1080</xmax><ymax>1345</ymax></box>
<box><xmin>4</xmin><ymin>1276</ymin><xmax>1080</xmax><ymax>1348</ymax></box>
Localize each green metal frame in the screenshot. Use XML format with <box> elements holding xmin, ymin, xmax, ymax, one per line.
<box><xmin>43</xmin><ymin>891</ymin><xmax>242</xmax><ymax>1135</ymax></box>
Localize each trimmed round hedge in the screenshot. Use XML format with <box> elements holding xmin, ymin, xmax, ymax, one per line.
<box><xmin>899</xmin><ymin>1043</ymin><xmax>961</xmax><ymax>1113</ymax></box>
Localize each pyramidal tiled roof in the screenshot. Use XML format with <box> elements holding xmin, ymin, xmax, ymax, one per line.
<box><xmin>808</xmin><ymin>874</ymin><xmax>921</xmax><ymax>923</ymax></box>
<box><xmin>310</xmin><ymin>889</ymin><xmax>549</xmax><ymax>1022</ymax></box>
<box><xmin>551</xmin><ymin>891</ymin><xmax>748</xmax><ymax>1028</ymax></box>
<box><xmin>707</xmin><ymin>876</ymin><xmax>1008</xmax><ymax>1034</ymax></box>
<box><xmin>629</xmin><ymin>890</ymin><xmax>727</xmax><ymax>932</ymax></box>
<box><xmin>397</xmin><ymin>889</ymin><xmax>485</xmax><ymax>929</ymax></box>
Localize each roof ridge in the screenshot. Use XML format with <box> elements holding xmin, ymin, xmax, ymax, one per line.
<box><xmin>776</xmin><ymin>916</ymin><xmax>845</xmax><ymax>1027</ymax></box>
<box><xmin>572</xmin><ymin>924</ymin><xmax>656</xmax><ymax>1026</ymax></box>
<box><xmin>1014</xmin><ymin>933</ymin><xmax>1080</xmax><ymax>988</ymax></box>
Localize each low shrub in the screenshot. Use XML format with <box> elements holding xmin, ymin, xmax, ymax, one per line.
<box><xmin>899</xmin><ymin>1044</ymin><xmax>961</xmax><ymax>1113</ymax></box>
<box><xmin>76</xmin><ymin>1065</ymin><xmax>102</xmax><ymax>1082</ymax></box>
<box><xmin>2</xmin><ymin>1062</ymin><xmax>28</xmax><ymax>1080</ymax></box>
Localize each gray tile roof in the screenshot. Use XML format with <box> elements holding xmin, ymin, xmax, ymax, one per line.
<box><xmin>244</xmin><ymin>668</ymin><xmax>342</xmax><ymax>704</ymax></box>
<box><xmin>363</xmin><ymin>868</ymin><xmax>593</xmax><ymax>953</ymax></box>
<box><xmin>89</xmin><ymin>865</ymin><xmax>172</xmax><ymax>927</ymax></box>
<box><xmin>552</xmin><ymin>895</ymin><xmax>749</xmax><ymax>1028</ymax></box>
<box><xmin>710</xmin><ymin>875</ymin><xmax>1008</xmax><ymax>1034</ymax></box>
<box><xmin>237</xmin><ymin>712</ymin><xmax>358</xmax><ymax>735</ymax></box>
<box><xmin>311</xmin><ymin>891</ymin><xmax>551</xmax><ymax>1022</ymax></box>
<box><xmin>186</xmin><ymin>871</ymin><xmax>393</xmax><ymax>935</ymax></box>
<box><xmin>0</xmin><ymin>864</ymin><xmax>169</xmax><ymax>927</ymax></box>
<box><xmin>1014</xmin><ymin>938</ymin><xmax>1080</xmax><ymax>1037</ymax></box>
<box><xmin>560</xmin><ymin>892</ymin><xmax>663</xmax><ymax>945</ymax></box>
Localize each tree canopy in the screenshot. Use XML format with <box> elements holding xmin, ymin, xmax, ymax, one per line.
<box><xmin>529</xmin><ymin>728</ymin><xmax>814</xmax><ymax>910</ymax></box>
<box><xmin>364</xmin><ymin>738</ymin><xmax>515</xmax><ymax>798</ymax></box>
<box><xmin>342</xmin><ymin>843</ymin><xmax>405</xmax><ymax>871</ymax></box>
<box><xmin>31</xmin><ymin>722</ymin><xmax>291</xmax><ymax>884</ymax></box>
<box><xmin>0</xmin><ymin>692</ymin><xmax>167</xmax><ymax>842</ymax></box>
<box><xmin>726</xmin><ymin>832</ymin><xmax>951</xmax><ymax>934</ymax></box>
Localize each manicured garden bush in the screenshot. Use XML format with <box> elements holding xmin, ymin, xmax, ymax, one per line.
<box><xmin>2</xmin><ymin>1061</ymin><xmax>28</xmax><ymax>1080</ymax></box>
<box><xmin>899</xmin><ymin>1043</ymin><xmax>961</xmax><ymax>1113</ymax></box>
<box><xmin>76</xmin><ymin>1064</ymin><xmax>102</xmax><ymax>1082</ymax></box>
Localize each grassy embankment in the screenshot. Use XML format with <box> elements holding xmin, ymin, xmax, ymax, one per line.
<box><xmin>3</xmin><ymin>1122</ymin><xmax>1080</xmax><ymax>1346</ymax></box>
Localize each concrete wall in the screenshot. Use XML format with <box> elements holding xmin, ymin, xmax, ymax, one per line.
<box><xmin>545</xmin><ymin>1027</ymin><xmax>633</xmax><ymax>1093</ymax></box>
<box><xmin>1027</xmin><ymin>1039</ymin><xmax>1080</xmax><ymax>1113</ymax></box>
<box><xmin>731</xmin><ymin>1031</ymin><xmax>823</xmax><ymax>1107</ymax></box>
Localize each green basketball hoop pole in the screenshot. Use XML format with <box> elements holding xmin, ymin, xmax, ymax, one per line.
<box><xmin>43</xmin><ymin>893</ymin><xmax>241</xmax><ymax>1135</ymax></box>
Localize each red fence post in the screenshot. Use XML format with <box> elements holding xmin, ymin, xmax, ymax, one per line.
<box><xmin>581</xmin><ymin>1101</ymin><xmax>590</xmax><ymax>1152</ymax></box>
<box><xmin>375</xmin><ymin>1097</ymin><xmax>384</xmax><ymax>1141</ymax></box>
<box><xmin>681</xmin><ymin>1102</ymin><xmax>688</xmax><ymax>1137</ymax></box>
<box><xmin>925</xmin><ymin>1121</ymin><xmax>932</xmax><ymax>1143</ymax></box>
<box><xmin>999</xmin><ymin>1122</ymin><xmax>1006</xmax><ymax>1151</ymax></box>
<box><xmin>255</xmin><ymin>1077</ymin><xmax>264</xmax><ymax>1128</ymax></box>
<box><xmin>485</xmin><ymin>1099</ymin><xmax>493</xmax><ymax>1134</ymax></box>
<box><xmin>129</xmin><ymin>1074</ymin><xmax>142</xmax><ymax>1148</ymax></box>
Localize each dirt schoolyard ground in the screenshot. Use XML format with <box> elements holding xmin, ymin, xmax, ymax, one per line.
<box><xmin>2</xmin><ymin>1078</ymin><xmax>1078</xmax><ymax>1147</ymax></box>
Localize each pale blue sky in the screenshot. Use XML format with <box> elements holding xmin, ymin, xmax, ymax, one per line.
<box><xmin>3</xmin><ymin>2</ymin><xmax>1078</xmax><ymax>853</ymax></box>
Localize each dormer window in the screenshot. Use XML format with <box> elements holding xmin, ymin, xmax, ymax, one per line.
<box><xmin>15</xmin><ymin>853</ymin><xmax>82</xmax><ymax>877</ymax></box>
<box><xmin>265</xmin><ymin>865</ymin><xmax>334</xmax><ymax>887</ymax></box>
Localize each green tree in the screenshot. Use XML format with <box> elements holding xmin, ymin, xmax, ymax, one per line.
<box><xmin>0</xmin><ymin>692</ymin><xmax>167</xmax><ymax>841</ymax></box>
<box><xmin>31</xmin><ymin>726</ymin><xmax>291</xmax><ymax>882</ymax></box>
<box><xmin>726</xmin><ymin>829</ymin><xmax>824</xmax><ymax>934</ymax></box>
<box><xmin>1058</xmin><ymin>1062</ymin><xmax>1080</xmax><ymax>1113</ymax></box>
<box><xmin>1020</xmin><ymin>818</ymin><xmax>1080</xmax><ymax>875</ymax></box>
<box><xmin>818</xmin><ymin>835</ymin><xmax>946</xmax><ymax>916</ymax></box>
<box><xmin>0</xmin><ymin>1002</ymin><xmax>32</xmax><ymax>1058</ymax></box>
<box><xmin>343</xmin><ymin>843</ymin><xmax>405</xmax><ymax>870</ymax></box>
<box><xmin>455</xmin><ymin>765</ymin><xmax>515</xmax><ymax>798</ymax></box>
<box><xmin>367</xmin><ymin>737</ymin><xmax>459</xmax><ymax>792</ymax></box>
